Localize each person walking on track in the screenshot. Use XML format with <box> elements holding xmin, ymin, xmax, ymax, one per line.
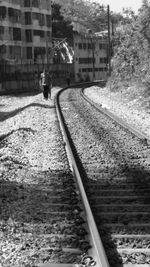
<box><xmin>40</xmin><ymin>69</ymin><xmax>52</xmax><ymax>100</ymax></box>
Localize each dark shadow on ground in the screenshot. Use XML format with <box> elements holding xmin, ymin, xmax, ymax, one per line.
<box><xmin>86</xmin><ymin>165</ymin><xmax>150</xmax><ymax>267</ymax></box>
<box><xmin>0</xmin><ymin>127</ymin><xmax>36</xmax><ymax>143</ymax></box>
<box><xmin>0</xmin><ymin>90</ymin><xmax>40</xmax><ymax>97</ymax></box>
<box><xmin>0</xmin><ymin>168</ymin><xmax>76</xmax><ymax>229</ymax></box>
<box><xmin>0</xmin><ymin>103</ymin><xmax>55</xmax><ymax>122</ymax></box>
<box><xmin>64</xmin><ymin>99</ymin><xmax>150</xmax><ymax>266</ymax></box>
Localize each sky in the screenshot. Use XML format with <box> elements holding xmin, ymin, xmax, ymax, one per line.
<box><xmin>93</xmin><ymin>0</ymin><xmax>143</xmax><ymax>13</ymax></box>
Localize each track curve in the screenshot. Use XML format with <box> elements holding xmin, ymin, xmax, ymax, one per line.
<box><xmin>55</xmin><ymin>83</ymin><xmax>110</xmax><ymax>267</ymax></box>
<box><xmin>58</xmin><ymin>85</ymin><xmax>150</xmax><ymax>267</ymax></box>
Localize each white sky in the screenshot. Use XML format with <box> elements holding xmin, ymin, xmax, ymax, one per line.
<box><xmin>92</xmin><ymin>0</ymin><xmax>143</xmax><ymax>13</ymax></box>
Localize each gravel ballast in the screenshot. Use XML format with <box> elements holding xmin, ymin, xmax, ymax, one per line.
<box><xmin>1</xmin><ymin>83</ymin><xmax>150</xmax><ymax>266</ymax></box>
<box><xmin>0</xmin><ymin>88</ymin><xmax>86</xmax><ymax>266</ymax></box>
<box><xmin>84</xmin><ymin>85</ymin><xmax>150</xmax><ymax>139</ymax></box>
<box><xmin>59</xmin><ymin>87</ymin><xmax>150</xmax><ymax>267</ymax></box>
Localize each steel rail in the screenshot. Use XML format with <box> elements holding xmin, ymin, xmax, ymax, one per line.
<box><xmin>54</xmin><ymin>83</ymin><xmax>110</xmax><ymax>267</ymax></box>
<box><xmin>81</xmin><ymin>88</ymin><xmax>150</xmax><ymax>145</ymax></box>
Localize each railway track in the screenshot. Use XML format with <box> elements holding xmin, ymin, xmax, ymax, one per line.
<box><xmin>0</xmin><ymin>87</ymin><xmax>108</xmax><ymax>267</ymax></box>
<box><xmin>58</xmin><ymin>84</ymin><xmax>150</xmax><ymax>267</ymax></box>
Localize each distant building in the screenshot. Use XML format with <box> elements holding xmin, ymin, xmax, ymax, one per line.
<box><xmin>0</xmin><ymin>0</ymin><xmax>52</xmax><ymax>64</ymax></box>
<box><xmin>73</xmin><ymin>30</ymin><xmax>109</xmax><ymax>82</ymax></box>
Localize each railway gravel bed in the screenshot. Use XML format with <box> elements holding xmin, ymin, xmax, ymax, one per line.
<box><xmin>0</xmin><ymin>89</ymin><xmax>90</xmax><ymax>267</ymax></box>
<box><xmin>59</xmin><ymin>87</ymin><xmax>150</xmax><ymax>267</ymax></box>
<box><xmin>84</xmin><ymin>85</ymin><xmax>150</xmax><ymax>139</ymax></box>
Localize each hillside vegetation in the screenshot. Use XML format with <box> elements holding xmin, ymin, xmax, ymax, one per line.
<box><xmin>110</xmin><ymin>0</ymin><xmax>150</xmax><ymax>92</ymax></box>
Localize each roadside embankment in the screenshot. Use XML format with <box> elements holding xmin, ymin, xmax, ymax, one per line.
<box><xmin>84</xmin><ymin>84</ymin><xmax>150</xmax><ymax>139</ymax></box>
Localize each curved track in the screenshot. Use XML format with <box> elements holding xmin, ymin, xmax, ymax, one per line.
<box><xmin>0</xmin><ymin>88</ymin><xmax>104</xmax><ymax>267</ymax></box>
<box><xmin>58</xmin><ymin>85</ymin><xmax>150</xmax><ymax>267</ymax></box>
<box><xmin>56</xmin><ymin>82</ymin><xmax>110</xmax><ymax>267</ymax></box>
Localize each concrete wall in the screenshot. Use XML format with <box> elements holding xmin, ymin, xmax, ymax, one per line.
<box><xmin>0</xmin><ymin>63</ymin><xmax>74</xmax><ymax>93</ymax></box>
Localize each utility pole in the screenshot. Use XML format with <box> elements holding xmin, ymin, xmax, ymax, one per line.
<box><xmin>46</xmin><ymin>0</ymin><xmax>49</xmax><ymax>70</ymax></box>
<box><xmin>107</xmin><ymin>4</ymin><xmax>111</xmax><ymax>77</ymax></box>
<box><xmin>46</xmin><ymin>35</ymin><xmax>49</xmax><ymax>69</ymax></box>
<box><xmin>91</xmin><ymin>37</ymin><xmax>95</xmax><ymax>80</ymax></box>
<box><xmin>46</xmin><ymin>0</ymin><xmax>51</xmax><ymax>71</ymax></box>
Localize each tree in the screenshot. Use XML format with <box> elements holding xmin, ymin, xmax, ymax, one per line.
<box><xmin>110</xmin><ymin>0</ymin><xmax>150</xmax><ymax>89</ymax></box>
<box><xmin>52</xmin><ymin>0</ymin><xmax>110</xmax><ymax>32</ymax></box>
<box><xmin>51</xmin><ymin>2</ymin><xmax>74</xmax><ymax>63</ymax></box>
<box><xmin>53</xmin><ymin>0</ymin><xmax>90</xmax><ymax>22</ymax></box>
<box><xmin>52</xmin><ymin>2</ymin><xmax>73</xmax><ymax>44</ymax></box>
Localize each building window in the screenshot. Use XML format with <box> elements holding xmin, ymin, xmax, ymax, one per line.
<box><xmin>78</xmin><ymin>43</ymin><xmax>82</xmax><ymax>49</ymax></box>
<box><xmin>32</xmin><ymin>0</ymin><xmax>39</xmax><ymax>8</ymax></box>
<box><xmin>32</xmin><ymin>12</ymin><xmax>45</xmax><ymax>26</ymax></box>
<box><xmin>8</xmin><ymin>8</ymin><xmax>14</xmax><ymax>17</ymax></box>
<box><xmin>25</xmin><ymin>12</ymin><xmax>32</xmax><ymax>25</ymax></box>
<box><xmin>9</xmin><ymin>27</ymin><xmax>13</xmax><ymax>41</ymax></box>
<box><xmin>99</xmin><ymin>68</ymin><xmax>105</xmax><ymax>71</ymax></box>
<box><xmin>82</xmin><ymin>68</ymin><xmax>87</xmax><ymax>72</ymax></box>
<box><xmin>14</xmin><ymin>46</ymin><xmax>21</xmax><ymax>58</ymax></box>
<box><xmin>83</xmin><ymin>43</ymin><xmax>87</xmax><ymax>50</ymax></box>
<box><xmin>24</xmin><ymin>0</ymin><xmax>31</xmax><ymax>7</ymax></box>
<box><xmin>46</xmin><ymin>15</ymin><xmax>51</xmax><ymax>27</ymax></box>
<box><xmin>99</xmin><ymin>43</ymin><xmax>107</xmax><ymax>50</ymax></box>
<box><xmin>0</xmin><ymin>26</ymin><xmax>4</xmax><ymax>35</ymax></box>
<box><xmin>32</xmin><ymin>12</ymin><xmax>39</xmax><ymax>20</ymax></box>
<box><xmin>81</xmin><ymin>68</ymin><xmax>93</xmax><ymax>72</ymax></box>
<box><xmin>9</xmin><ymin>46</ymin><xmax>14</xmax><ymax>58</ymax></box>
<box><xmin>9</xmin><ymin>46</ymin><xmax>21</xmax><ymax>59</ymax></box>
<box><xmin>88</xmin><ymin>43</ymin><xmax>92</xmax><ymax>49</ymax></box>
<box><xmin>0</xmin><ymin>45</ymin><xmax>6</xmax><ymax>54</ymax></box>
<box><xmin>33</xmin><ymin>30</ymin><xmax>45</xmax><ymax>38</ymax></box>
<box><xmin>100</xmin><ymin>57</ymin><xmax>108</xmax><ymax>63</ymax></box>
<box><xmin>34</xmin><ymin>46</ymin><xmax>46</xmax><ymax>62</ymax></box>
<box><xmin>78</xmin><ymin>43</ymin><xmax>94</xmax><ymax>50</ymax></box>
<box><xmin>27</xmin><ymin>47</ymin><xmax>32</xmax><ymax>59</ymax></box>
<box><xmin>0</xmin><ymin>6</ymin><xmax>7</xmax><ymax>19</ymax></box>
<box><xmin>47</xmin><ymin>31</ymin><xmax>51</xmax><ymax>41</ymax></box>
<box><xmin>47</xmin><ymin>31</ymin><xmax>51</xmax><ymax>38</ymax></box>
<box><xmin>8</xmin><ymin>7</ymin><xmax>21</xmax><ymax>23</ymax></box>
<box><xmin>92</xmin><ymin>43</ymin><xmax>95</xmax><ymax>50</ymax></box>
<box><xmin>13</xmin><ymin>9</ymin><xmax>21</xmax><ymax>23</ymax></box>
<box><xmin>89</xmin><ymin>68</ymin><xmax>93</xmax><ymax>72</ymax></box>
<box><xmin>39</xmin><ymin>14</ymin><xmax>45</xmax><ymax>26</ymax></box>
<box><xmin>13</xmin><ymin>28</ymin><xmax>21</xmax><ymax>41</ymax></box>
<box><xmin>79</xmin><ymin>58</ymin><xmax>95</xmax><ymax>64</ymax></box>
<box><xmin>25</xmin><ymin>29</ymin><xmax>32</xmax><ymax>42</ymax></box>
<box><xmin>34</xmin><ymin>47</ymin><xmax>46</xmax><ymax>55</ymax></box>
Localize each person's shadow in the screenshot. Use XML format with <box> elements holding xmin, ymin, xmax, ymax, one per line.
<box><xmin>0</xmin><ymin>102</ymin><xmax>55</xmax><ymax>122</ymax></box>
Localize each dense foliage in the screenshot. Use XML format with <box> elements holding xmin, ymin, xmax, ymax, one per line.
<box><xmin>52</xmin><ymin>0</ymin><xmax>118</xmax><ymax>33</ymax></box>
<box><xmin>111</xmin><ymin>0</ymin><xmax>150</xmax><ymax>90</ymax></box>
<box><xmin>52</xmin><ymin>2</ymin><xmax>73</xmax><ymax>44</ymax></box>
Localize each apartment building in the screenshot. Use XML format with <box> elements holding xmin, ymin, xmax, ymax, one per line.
<box><xmin>0</xmin><ymin>0</ymin><xmax>52</xmax><ymax>64</ymax></box>
<box><xmin>73</xmin><ymin>32</ymin><xmax>109</xmax><ymax>82</ymax></box>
